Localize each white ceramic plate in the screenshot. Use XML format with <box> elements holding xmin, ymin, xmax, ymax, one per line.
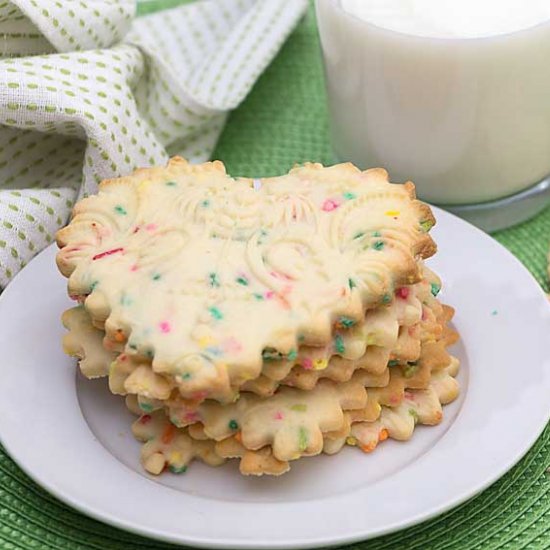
<box><xmin>0</xmin><ymin>207</ymin><xmax>549</xmax><ymax>549</ymax></box>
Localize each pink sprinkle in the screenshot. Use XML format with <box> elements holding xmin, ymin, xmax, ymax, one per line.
<box><xmin>405</xmin><ymin>391</ymin><xmax>415</xmax><ymax>400</ymax></box>
<box><xmin>302</xmin><ymin>358</ymin><xmax>313</xmax><ymax>370</ymax></box>
<box><xmin>265</xmin><ymin>290</ymin><xmax>275</xmax><ymax>300</ymax></box>
<box><xmin>92</xmin><ymin>247</ymin><xmax>124</xmax><ymax>261</ymax></box>
<box><xmin>390</xmin><ymin>395</ymin><xmax>400</xmax><ymax>405</ymax></box>
<box><xmin>270</xmin><ymin>271</ymin><xmax>293</xmax><ymax>281</ymax></box>
<box><xmin>321</xmin><ymin>198</ymin><xmax>341</xmax><ymax>212</ymax></box>
<box><xmin>421</xmin><ymin>308</ymin><xmax>428</xmax><ymax>321</ymax></box>
<box><xmin>145</xmin><ymin>223</ymin><xmax>158</xmax><ymax>232</ymax></box>
<box><xmin>192</xmin><ymin>391</ymin><xmax>208</xmax><ymax>401</ymax></box>
<box><xmin>397</xmin><ymin>287</ymin><xmax>410</xmax><ymax>299</ymax></box>
<box><xmin>130</xmin><ymin>264</ymin><xmax>139</xmax><ymax>272</ymax></box>
<box><xmin>274</xmin><ymin>411</ymin><xmax>284</xmax><ymax>420</ymax></box>
<box><xmin>159</xmin><ymin>321</ymin><xmax>171</xmax><ymax>333</ymax></box>
<box><xmin>223</xmin><ymin>337</ymin><xmax>243</xmax><ymax>354</ymax></box>
<box><xmin>119</xmin><ymin>354</ymin><xmax>127</xmax><ymax>362</ymax></box>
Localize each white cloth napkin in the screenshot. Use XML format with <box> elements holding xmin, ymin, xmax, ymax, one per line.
<box><xmin>0</xmin><ymin>0</ymin><xmax>307</xmax><ymax>287</ymax></box>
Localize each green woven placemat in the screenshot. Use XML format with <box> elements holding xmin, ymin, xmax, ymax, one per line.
<box><xmin>1</xmin><ymin>3</ymin><xmax>549</xmax><ymax>550</ymax></box>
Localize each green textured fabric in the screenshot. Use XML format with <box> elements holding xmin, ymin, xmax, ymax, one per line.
<box><xmin>1</xmin><ymin>3</ymin><xmax>549</xmax><ymax>550</ymax></box>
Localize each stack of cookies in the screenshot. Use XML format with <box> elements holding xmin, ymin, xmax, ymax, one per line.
<box><xmin>57</xmin><ymin>158</ymin><xmax>460</xmax><ymax>476</ymax></box>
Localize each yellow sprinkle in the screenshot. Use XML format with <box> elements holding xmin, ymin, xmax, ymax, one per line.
<box><xmin>366</xmin><ymin>334</ymin><xmax>377</xmax><ymax>346</ymax></box>
<box><xmin>313</xmin><ymin>358</ymin><xmax>328</xmax><ymax>370</ymax></box>
<box><xmin>346</xmin><ymin>436</ymin><xmax>357</xmax><ymax>446</ymax></box>
<box><xmin>198</xmin><ymin>336</ymin><xmax>213</xmax><ymax>348</ymax></box>
<box><xmin>385</xmin><ymin>210</ymin><xmax>400</xmax><ymax>216</ymax></box>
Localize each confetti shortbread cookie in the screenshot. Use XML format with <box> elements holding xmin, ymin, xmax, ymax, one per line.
<box><xmin>56</xmin><ymin>158</ymin><xmax>436</xmax><ymax>402</ymax></box>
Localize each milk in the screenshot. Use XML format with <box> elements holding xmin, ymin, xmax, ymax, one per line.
<box><xmin>316</xmin><ymin>0</ymin><xmax>550</xmax><ymax>204</ymax></box>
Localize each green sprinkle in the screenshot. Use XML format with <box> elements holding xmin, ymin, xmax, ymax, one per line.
<box><xmin>146</xmin><ymin>350</ymin><xmax>154</xmax><ymax>359</ymax></box>
<box><xmin>409</xmin><ymin>409</ymin><xmax>419</xmax><ymax>423</ymax></box>
<box><xmin>165</xmin><ymin>181</ymin><xmax>177</xmax><ymax>186</ymax></box>
<box><xmin>287</xmin><ymin>349</ymin><xmax>298</xmax><ymax>361</ymax></box>
<box><xmin>403</xmin><ymin>362</ymin><xmax>418</xmax><ymax>378</ymax></box>
<box><xmin>120</xmin><ymin>294</ymin><xmax>133</xmax><ymax>306</ymax></box>
<box><xmin>388</xmin><ymin>359</ymin><xmax>400</xmax><ymax>367</ymax></box>
<box><xmin>152</xmin><ymin>273</ymin><xmax>161</xmax><ymax>281</ymax></box>
<box><xmin>253</xmin><ymin>293</ymin><xmax>264</xmax><ymax>301</ymax></box>
<box><xmin>491</xmin><ymin>310</ymin><xmax>498</xmax><ymax>316</ymax></box>
<box><xmin>262</xmin><ymin>348</ymin><xmax>283</xmax><ymax>361</ymax></box>
<box><xmin>298</xmin><ymin>426</ymin><xmax>309</xmax><ymax>451</ymax></box>
<box><xmin>353</xmin><ymin>231</ymin><xmax>365</xmax><ymax>240</ymax></box>
<box><xmin>373</xmin><ymin>240</ymin><xmax>385</xmax><ymax>251</ymax></box>
<box><xmin>209</xmin><ymin>272</ymin><xmax>220</xmax><ymax>287</ymax></box>
<box><xmin>236</xmin><ymin>276</ymin><xmax>249</xmax><ymax>286</ymax></box>
<box><xmin>334</xmin><ymin>335</ymin><xmax>345</xmax><ymax>354</ymax></box>
<box><xmin>129</xmin><ymin>343</ymin><xmax>138</xmax><ymax>350</ymax></box>
<box><xmin>291</xmin><ymin>404</ymin><xmax>307</xmax><ymax>412</ymax></box>
<box><xmin>420</xmin><ymin>219</ymin><xmax>434</xmax><ymax>232</ymax></box>
<box><xmin>382</xmin><ymin>294</ymin><xmax>392</xmax><ymax>304</ymax></box>
<box><xmin>373</xmin><ymin>231</ymin><xmax>381</xmax><ymax>237</ymax></box>
<box><xmin>201</xmin><ymin>199</ymin><xmax>210</xmax><ymax>207</ymax></box>
<box><xmin>343</xmin><ymin>191</ymin><xmax>356</xmax><ymax>200</ymax></box>
<box><xmin>430</xmin><ymin>283</ymin><xmax>441</xmax><ymax>297</ymax></box>
<box><xmin>89</xmin><ymin>280</ymin><xmax>99</xmax><ymax>291</ymax></box>
<box><xmin>139</xmin><ymin>402</ymin><xmax>154</xmax><ymax>412</ymax></box>
<box><xmin>114</xmin><ymin>205</ymin><xmax>127</xmax><ymax>215</ymax></box>
<box><xmin>228</xmin><ymin>419</ymin><xmax>239</xmax><ymax>430</ymax></box>
<box><xmin>182</xmin><ymin>372</ymin><xmax>192</xmax><ymax>380</ymax></box>
<box><xmin>208</xmin><ymin>306</ymin><xmax>223</xmax><ymax>320</ymax></box>
<box><xmin>339</xmin><ymin>316</ymin><xmax>355</xmax><ymax>328</ymax></box>
<box><xmin>169</xmin><ymin>464</ymin><xmax>188</xmax><ymax>474</ymax></box>
<box><xmin>348</xmin><ymin>278</ymin><xmax>356</xmax><ymax>290</ymax></box>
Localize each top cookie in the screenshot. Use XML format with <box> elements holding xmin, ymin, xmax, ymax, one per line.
<box><xmin>56</xmin><ymin>158</ymin><xmax>436</xmax><ymax>402</ymax></box>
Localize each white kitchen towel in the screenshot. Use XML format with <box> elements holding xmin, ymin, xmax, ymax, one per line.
<box><xmin>0</xmin><ymin>0</ymin><xmax>307</xmax><ymax>286</ymax></box>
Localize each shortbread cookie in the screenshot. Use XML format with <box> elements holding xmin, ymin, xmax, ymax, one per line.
<box><xmin>57</xmin><ymin>158</ymin><xmax>436</xmax><ymax>402</ymax></box>
<box><xmin>132</xmin><ymin>410</ymin><xmax>225</xmax><ymax>474</ymax></box>
<box><xmin>62</xmin><ymin>306</ymin><xmax>117</xmax><ymax>378</ymax></box>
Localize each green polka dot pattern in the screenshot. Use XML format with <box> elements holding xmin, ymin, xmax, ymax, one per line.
<box><xmin>0</xmin><ymin>0</ymin><xmax>308</xmax><ymax>287</ymax></box>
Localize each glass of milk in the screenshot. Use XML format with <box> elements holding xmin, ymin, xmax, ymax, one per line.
<box><xmin>316</xmin><ymin>0</ymin><xmax>550</xmax><ymax>230</ymax></box>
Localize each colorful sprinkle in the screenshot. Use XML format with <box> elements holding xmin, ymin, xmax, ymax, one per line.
<box><xmin>491</xmin><ymin>310</ymin><xmax>498</xmax><ymax>316</ymax></box>
<box><xmin>236</xmin><ymin>275</ymin><xmax>249</xmax><ymax>286</ymax></box>
<box><xmin>253</xmin><ymin>293</ymin><xmax>264</xmax><ymax>301</ymax></box>
<box><xmin>379</xmin><ymin>428</ymin><xmax>389</xmax><ymax>442</ymax></box>
<box><xmin>139</xmin><ymin>414</ymin><xmax>152</xmax><ymax>424</ymax></box>
<box><xmin>338</xmin><ymin>316</ymin><xmax>355</xmax><ymax>328</ymax></box>
<box><xmin>201</xmin><ymin>199</ymin><xmax>210</xmax><ymax>207</ymax></box>
<box><xmin>114</xmin><ymin>329</ymin><xmax>125</xmax><ymax>343</ymax></box>
<box><xmin>89</xmin><ymin>280</ymin><xmax>99</xmax><ymax>291</ymax></box>
<box><xmin>228</xmin><ymin>419</ymin><xmax>239</xmax><ymax>430</ymax></box>
<box><xmin>198</xmin><ymin>336</ymin><xmax>213</xmax><ymax>348</ymax></box>
<box><xmin>208</xmin><ymin>306</ymin><xmax>223</xmax><ymax>320</ymax></box>
<box><xmin>346</xmin><ymin>436</ymin><xmax>357</xmax><ymax>446</ymax></box>
<box><xmin>396</xmin><ymin>287</ymin><xmax>410</xmax><ymax>299</ymax></box>
<box><xmin>209</xmin><ymin>272</ymin><xmax>220</xmax><ymax>287</ymax></box>
<box><xmin>182</xmin><ymin>372</ymin><xmax>192</xmax><ymax>380</ymax></box>
<box><xmin>301</xmin><ymin>357</ymin><xmax>313</xmax><ymax>370</ymax></box>
<box><xmin>381</xmin><ymin>294</ymin><xmax>392</xmax><ymax>304</ymax></box>
<box><xmin>343</xmin><ymin>191</ymin><xmax>356</xmax><ymax>200</ymax></box>
<box><xmin>114</xmin><ymin>205</ymin><xmax>127</xmax><ymax>215</ymax></box>
<box><xmin>373</xmin><ymin>240</ymin><xmax>385</xmax><ymax>251</ymax></box>
<box><xmin>159</xmin><ymin>321</ymin><xmax>171</xmax><ymax>334</ymax></box>
<box><xmin>145</xmin><ymin>223</ymin><xmax>157</xmax><ymax>232</ymax></box>
<box><xmin>291</xmin><ymin>404</ymin><xmax>307</xmax><ymax>412</ymax></box>
<box><xmin>287</xmin><ymin>349</ymin><xmax>297</xmax><ymax>361</ymax></box>
<box><xmin>334</xmin><ymin>335</ymin><xmax>345</xmax><ymax>354</ymax></box>
<box><xmin>409</xmin><ymin>409</ymin><xmax>419</xmax><ymax>423</ymax></box>
<box><xmin>298</xmin><ymin>426</ymin><xmax>309</xmax><ymax>451</ymax></box>
<box><xmin>353</xmin><ymin>231</ymin><xmax>364</xmax><ymax>240</ymax></box>
<box><xmin>165</xmin><ymin>181</ymin><xmax>177</xmax><ymax>187</ymax></box>
<box><xmin>169</xmin><ymin>464</ymin><xmax>188</xmax><ymax>474</ymax></box>
<box><xmin>321</xmin><ymin>198</ymin><xmax>340</xmax><ymax>212</ymax></box>
<box><xmin>152</xmin><ymin>273</ymin><xmax>161</xmax><ymax>281</ymax></box>
<box><xmin>120</xmin><ymin>294</ymin><xmax>133</xmax><ymax>306</ymax></box>
<box><xmin>274</xmin><ymin>411</ymin><xmax>284</xmax><ymax>420</ymax></box>
<box><xmin>92</xmin><ymin>247</ymin><xmax>124</xmax><ymax>261</ymax></box>
<box><xmin>313</xmin><ymin>358</ymin><xmax>328</xmax><ymax>370</ymax></box>
<box><xmin>388</xmin><ymin>359</ymin><xmax>400</xmax><ymax>367</ymax></box>
<box><xmin>130</xmin><ymin>264</ymin><xmax>139</xmax><ymax>272</ymax></box>
<box><xmin>222</xmin><ymin>337</ymin><xmax>242</xmax><ymax>354</ymax></box>
<box><xmin>348</xmin><ymin>278</ymin><xmax>356</xmax><ymax>290</ymax></box>
<box><xmin>161</xmin><ymin>424</ymin><xmax>176</xmax><ymax>444</ymax></box>
<box><xmin>385</xmin><ymin>210</ymin><xmax>399</xmax><ymax>217</ymax></box>
<box><xmin>420</xmin><ymin>219</ymin><xmax>434</xmax><ymax>232</ymax></box>
<box><xmin>430</xmin><ymin>283</ymin><xmax>441</xmax><ymax>296</ymax></box>
<box><xmin>139</xmin><ymin>402</ymin><xmax>154</xmax><ymax>413</ymax></box>
<box><xmin>373</xmin><ymin>231</ymin><xmax>381</xmax><ymax>237</ymax></box>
